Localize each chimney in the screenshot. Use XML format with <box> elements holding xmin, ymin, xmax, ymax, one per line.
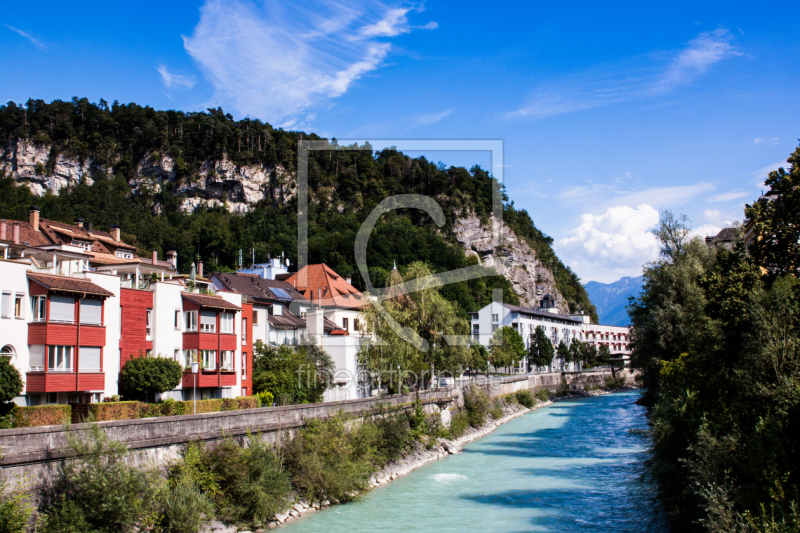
<box><xmin>152</xmin><ymin>250</ymin><xmax>158</xmax><ymax>265</ymax></box>
<box><xmin>12</xmin><ymin>222</ymin><xmax>20</xmax><ymax>245</ymax></box>
<box><xmin>166</xmin><ymin>250</ymin><xmax>177</xmax><ymax>269</ymax></box>
<box><xmin>198</xmin><ymin>262</ymin><xmax>204</xmax><ymax>278</ymax></box>
<box><xmin>75</xmin><ymin>217</ymin><xmax>84</xmax><ymax>228</ymax></box>
<box><xmin>29</xmin><ymin>206</ymin><xmax>40</xmax><ymax>232</ymax></box>
<box><xmin>87</xmin><ymin>222</ymin><xmax>93</xmax><ymax>234</ymax></box>
<box><xmin>0</xmin><ymin>220</ymin><xmax>6</xmax><ymax>241</ymax></box>
<box><xmin>346</xmin><ymin>276</ymin><xmax>352</xmax><ymax>285</ymax></box>
<box><xmin>109</xmin><ymin>225</ymin><xmax>121</xmax><ymax>241</ymax></box>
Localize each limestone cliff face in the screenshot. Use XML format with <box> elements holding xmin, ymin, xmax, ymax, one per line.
<box><xmin>1</xmin><ymin>140</ymin><xmax>295</xmax><ymax>212</ymax></box>
<box><xmin>454</xmin><ymin>215</ymin><xmax>568</xmax><ymax>312</ymax></box>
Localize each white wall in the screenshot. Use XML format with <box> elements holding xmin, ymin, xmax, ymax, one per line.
<box><xmin>86</xmin><ymin>271</ymin><xmax>123</xmax><ymax>398</ymax></box>
<box><xmin>151</xmin><ymin>281</ymin><xmax>185</xmax><ymax>395</ymax></box>
<box><xmin>320</xmin><ymin>335</ymin><xmax>363</xmax><ymax>401</ymax></box>
<box><xmin>0</xmin><ymin>259</ymin><xmax>33</xmax><ymax>405</ymax></box>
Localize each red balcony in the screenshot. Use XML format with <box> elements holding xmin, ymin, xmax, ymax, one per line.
<box><xmin>26</xmin><ymin>372</ymin><xmax>105</xmax><ymax>392</ymax></box>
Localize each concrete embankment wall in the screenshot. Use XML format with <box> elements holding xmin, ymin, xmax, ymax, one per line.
<box><xmin>0</xmin><ymin>368</ymin><xmax>635</xmax><ymax>491</ymax></box>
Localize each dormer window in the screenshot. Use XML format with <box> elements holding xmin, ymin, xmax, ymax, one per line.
<box><xmin>115</xmin><ymin>250</ymin><xmax>134</xmax><ymax>260</ymax></box>
<box><xmin>71</xmin><ymin>239</ymin><xmax>92</xmax><ymax>251</ymax></box>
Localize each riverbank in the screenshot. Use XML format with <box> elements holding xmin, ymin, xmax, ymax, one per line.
<box><xmin>260</xmin><ymin>388</ymin><xmax>637</xmax><ymax>531</ymax></box>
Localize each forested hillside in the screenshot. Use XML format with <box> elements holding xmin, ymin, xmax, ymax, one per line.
<box><xmin>0</xmin><ymin>97</ymin><xmax>596</xmax><ymax>320</ymax></box>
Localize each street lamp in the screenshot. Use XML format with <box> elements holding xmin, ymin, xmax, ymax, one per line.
<box><xmin>191</xmin><ymin>361</ymin><xmax>199</xmax><ymax>414</ymax></box>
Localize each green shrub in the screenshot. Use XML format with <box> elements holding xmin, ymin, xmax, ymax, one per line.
<box><xmin>534</xmin><ymin>388</ymin><xmax>551</xmax><ymax>402</ymax></box>
<box><xmin>38</xmin><ymin>496</ymin><xmax>91</xmax><ymax>533</ymax></box>
<box><xmin>515</xmin><ymin>390</ymin><xmax>535</xmax><ymax>408</ymax></box>
<box><xmin>180</xmin><ymin>399</ymin><xmax>223</xmax><ymax>415</ymax></box>
<box><xmin>220</xmin><ymin>398</ymin><xmax>239</xmax><ymax>411</ymax></box>
<box><xmin>13</xmin><ymin>404</ymin><xmax>70</xmax><ymax>427</ymax></box>
<box><xmin>463</xmin><ymin>385</ymin><xmax>489</xmax><ymax>427</ymax></box>
<box><xmin>0</xmin><ymin>477</ymin><xmax>33</xmax><ymax>533</ymax></box>
<box><xmin>447</xmin><ymin>410</ymin><xmax>469</xmax><ymax>438</ymax></box>
<box><xmin>139</xmin><ymin>402</ymin><xmax>162</xmax><ymax>418</ymax></box>
<box><xmin>89</xmin><ymin>401</ymin><xmax>139</xmax><ymax>421</ymax></box>
<box><xmin>157</xmin><ymin>479</ymin><xmax>214</xmax><ymax>533</ymax></box>
<box><xmin>603</xmin><ymin>375</ymin><xmax>624</xmax><ymax>389</ymax></box>
<box><xmin>179</xmin><ymin>435</ymin><xmax>291</xmax><ymax>527</ymax></box>
<box><xmin>0</xmin><ymin>358</ymin><xmax>23</xmax><ymax>404</ymax></box>
<box><xmin>408</xmin><ymin>399</ymin><xmax>427</xmax><ymax>439</ymax></box>
<box><xmin>255</xmin><ymin>391</ymin><xmax>273</xmax><ymax>407</ymax></box>
<box><xmin>284</xmin><ymin>414</ymin><xmax>377</xmax><ymax>503</ymax></box>
<box><xmin>556</xmin><ymin>378</ymin><xmax>570</xmax><ymax>396</ymax></box>
<box><xmin>42</xmin><ymin>424</ymin><xmax>161</xmax><ymax>533</ymax></box>
<box><xmin>160</xmin><ymin>398</ymin><xmax>185</xmax><ymax>416</ymax></box>
<box><xmin>236</xmin><ymin>396</ymin><xmax>260</xmax><ymax>410</ymax></box>
<box><xmin>489</xmin><ymin>400</ymin><xmax>504</xmax><ymax>420</ymax></box>
<box><xmin>119</xmin><ymin>355</ymin><xmax>182</xmax><ymax>402</ymax></box>
<box><xmin>372</xmin><ymin>409</ymin><xmax>409</xmax><ymax>464</ymax></box>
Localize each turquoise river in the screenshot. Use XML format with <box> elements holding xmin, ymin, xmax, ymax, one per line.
<box><xmin>282</xmin><ymin>390</ymin><xmax>670</xmax><ymax>532</ymax></box>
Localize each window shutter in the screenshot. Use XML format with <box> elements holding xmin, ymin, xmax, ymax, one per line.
<box><xmin>0</xmin><ymin>293</ymin><xmax>9</xmax><ymax>318</ymax></box>
<box><xmin>80</xmin><ymin>299</ymin><xmax>103</xmax><ymax>324</ymax></box>
<box><xmin>79</xmin><ymin>346</ymin><xmax>101</xmax><ymax>372</ymax></box>
<box><xmin>29</xmin><ymin>345</ymin><xmax>45</xmax><ymax>369</ymax></box>
<box><xmin>200</xmin><ymin>311</ymin><xmax>216</xmax><ymax>327</ymax></box>
<box><xmin>50</xmin><ymin>295</ymin><xmax>76</xmax><ymax>322</ymax></box>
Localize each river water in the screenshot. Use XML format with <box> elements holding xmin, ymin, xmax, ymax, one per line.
<box><xmin>282</xmin><ymin>390</ymin><xmax>670</xmax><ymax>532</ymax></box>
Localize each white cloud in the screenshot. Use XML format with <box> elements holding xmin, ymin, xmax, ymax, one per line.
<box><xmin>507</xmin><ymin>29</ymin><xmax>739</xmax><ymax>120</ymax></box>
<box><xmin>555</xmin><ymin>204</ymin><xmax>660</xmax><ymax>283</ymax></box>
<box><xmin>418</xmin><ymin>21</ymin><xmax>438</xmax><ymax>30</ymax></box>
<box><xmin>183</xmin><ymin>0</ymin><xmax>431</xmax><ymax>123</ymax></box>
<box><xmin>411</xmin><ymin>109</ymin><xmax>453</xmax><ymax>127</ymax></box>
<box><xmin>556</xmin><ymin>182</ymin><xmax>714</xmax><ymax>212</ymax></box>
<box><xmin>708</xmin><ymin>190</ymin><xmax>749</xmax><ymax>202</ymax></box>
<box><xmin>157</xmin><ymin>65</ymin><xmax>197</xmax><ymax>89</ymax></box>
<box><xmin>5</xmin><ymin>25</ymin><xmax>45</xmax><ymax>50</ymax></box>
<box><xmin>754</xmin><ymin>137</ymin><xmax>779</xmax><ymax>145</ymax></box>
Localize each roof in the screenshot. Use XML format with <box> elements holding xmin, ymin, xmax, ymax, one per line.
<box><xmin>181</xmin><ymin>292</ymin><xmax>241</xmax><ymax>311</ymax></box>
<box><xmin>715</xmin><ymin>227</ymin><xmax>737</xmax><ymax>242</ymax></box>
<box><xmin>501</xmin><ymin>303</ymin><xmax>583</xmax><ymax>324</ymax></box>
<box><xmin>213</xmin><ymin>273</ymin><xmax>309</xmax><ymax>304</ymax></box>
<box><xmin>285</xmin><ymin>264</ymin><xmax>365</xmax><ymax>309</ymax></box>
<box><xmin>27</xmin><ymin>272</ymin><xmax>114</xmax><ymax>298</ymax></box>
<box><xmin>267</xmin><ymin>311</ymin><xmax>344</xmax><ymax>333</ymax></box>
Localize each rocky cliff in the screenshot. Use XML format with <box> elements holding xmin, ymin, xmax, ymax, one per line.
<box><xmin>454</xmin><ymin>215</ymin><xmax>569</xmax><ymax>312</ymax></box>
<box><xmin>0</xmin><ymin>140</ymin><xmax>296</xmax><ymax>212</ymax></box>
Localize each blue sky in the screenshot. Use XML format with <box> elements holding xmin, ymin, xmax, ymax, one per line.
<box><xmin>2</xmin><ymin>1</ymin><xmax>798</xmax><ymax>282</ymax></box>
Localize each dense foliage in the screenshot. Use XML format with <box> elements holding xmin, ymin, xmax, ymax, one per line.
<box><xmin>0</xmin><ymin>98</ymin><xmax>596</xmax><ymax>319</ymax></box>
<box><xmin>629</xmin><ymin>147</ymin><xmax>800</xmax><ymax>533</ymax></box>
<box><xmin>251</xmin><ymin>342</ymin><xmax>334</xmax><ymax>405</ymax></box>
<box><xmin>489</xmin><ymin>326</ymin><xmax>526</xmax><ymax>372</ymax></box>
<box><xmin>528</xmin><ymin>325</ymin><xmax>555</xmax><ymax>369</ymax></box>
<box><xmin>0</xmin><ymin>357</ymin><xmax>23</xmax><ymax>404</ymax></box>
<box><xmin>118</xmin><ymin>355</ymin><xmax>183</xmax><ymax>402</ymax></box>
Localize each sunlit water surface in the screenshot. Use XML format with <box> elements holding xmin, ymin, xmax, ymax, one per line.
<box><xmin>282</xmin><ymin>391</ymin><xmax>670</xmax><ymax>532</ymax></box>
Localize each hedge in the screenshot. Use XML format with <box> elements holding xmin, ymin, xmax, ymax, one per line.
<box><xmin>89</xmin><ymin>401</ymin><xmax>140</xmax><ymax>421</ymax></box>
<box><xmin>14</xmin><ymin>405</ymin><xmax>71</xmax><ymax>428</ymax></box>
<box><xmin>235</xmin><ymin>396</ymin><xmax>260</xmax><ymax>410</ymax></box>
<box><xmin>180</xmin><ymin>399</ymin><xmax>223</xmax><ymax>414</ymax></box>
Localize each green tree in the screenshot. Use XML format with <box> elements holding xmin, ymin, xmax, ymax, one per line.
<box><xmin>528</xmin><ymin>326</ymin><xmax>554</xmax><ymax>370</ymax></box>
<box><xmin>119</xmin><ymin>355</ymin><xmax>182</xmax><ymax>402</ymax></box>
<box><xmin>579</xmin><ymin>343</ymin><xmax>598</xmax><ymax>367</ymax></box>
<box><xmin>489</xmin><ymin>326</ymin><xmax>525</xmax><ymax>374</ymax></box>
<box><xmin>0</xmin><ymin>357</ymin><xmax>23</xmax><ymax>404</ymax></box>
<box><xmin>556</xmin><ymin>341</ymin><xmax>570</xmax><ymax>371</ymax></box>
<box><xmin>251</xmin><ymin>341</ymin><xmax>333</xmax><ymax>405</ymax></box>
<box><xmin>569</xmin><ymin>338</ymin><xmax>582</xmax><ymax>368</ymax></box>
<box><xmin>745</xmin><ymin>145</ymin><xmax>800</xmax><ymax>279</ymax></box>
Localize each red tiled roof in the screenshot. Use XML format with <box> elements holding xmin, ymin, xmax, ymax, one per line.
<box><xmin>27</xmin><ymin>272</ymin><xmax>114</xmax><ymax>297</ymax></box>
<box><xmin>285</xmin><ymin>264</ymin><xmax>365</xmax><ymax>309</ymax></box>
<box><xmin>213</xmin><ymin>273</ymin><xmax>308</xmax><ymax>303</ymax></box>
<box><xmin>181</xmin><ymin>292</ymin><xmax>241</xmax><ymax>310</ymax></box>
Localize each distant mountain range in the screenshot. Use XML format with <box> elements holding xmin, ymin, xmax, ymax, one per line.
<box><xmin>583</xmin><ymin>276</ymin><xmax>644</xmax><ymax>327</ymax></box>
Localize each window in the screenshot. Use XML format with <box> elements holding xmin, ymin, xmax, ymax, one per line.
<box><xmin>242</xmin><ymin>387</ymin><xmax>247</xmax><ymax>397</ymax></box>
<box><xmin>273</xmin><ymin>303</ymin><xmax>283</xmax><ymax>316</ymax></box>
<box><xmin>80</xmin><ymin>299</ymin><xmax>103</xmax><ymax>325</ymax></box>
<box><xmin>71</xmin><ymin>239</ymin><xmax>92</xmax><ymax>251</ymax></box>
<box><xmin>200</xmin><ymin>311</ymin><xmax>216</xmax><ymax>332</ymax></box>
<box><xmin>221</xmin><ymin>312</ymin><xmax>234</xmax><ymax>334</ymax></box>
<box><xmin>242</xmin><ymin>352</ymin><xmax>247</xmax><ymax>379</ymax></box>
<box><xmin>185</xmin><ymin>311</ymin><xmax>197</xmax><ymax>331</ymax></box>
<box><xmin>1</xmin><ymin>292</ymin><xmax>10</xmax><ymax>318</ymax></box>
<box><xmin>31</xmin><ymin>296</ymin><xmax>46</xmax><ymax>321</ymax></box>
<box><xmin>253</xmin><ymin>310</ymin><xmax>259</xmax><ymax>325</ymax></box>
<box><xmin>115</xmin><ymin>250</ymin><xmax>134</xmax><ymax>260</ymax></box>
<box><xmin>354</xmin><ymin>318</ymin><xmax>360</xmax><ymax>331</ymax></box>
<box><xmin>221</xmin><ymin>350</ymin><xmax>234</xmax><ymax>371</ymax></box>
<box><xmin>0</xmin><ymin>345</ymin><xmax>14</xmax><ymax>362</ymax></box>
<box><xmin>242</xmin><ymin>318</ymin><xmax>247</xmax><ymax>344</ymax></box>
<box><xmin>145</xmin><ymin>309</ymin><xmax>153</xmax><ymax>338</ymax></box>
<box><xmin>145</xmin><ymin>349</ymin><xmax>152</xmax><ymax>357</ymax></box>
<box><xmin>491</xmin><ymin>314</ymin><xmax>499</xmax><ymax>322</ymax></box>
<box><xmin>174</xmin><ymin>310</ymin><xmax>181</xmax><ymax>329</ymax></box>
<box><xmin>48</xmin><ymin>346</ymin><xmax>74</xmax><ymax>372</ymax></box>
<box><xmin>79</xmin><ymin>346</ymin><xmax>101</xmax><ymax>372</ymax></box>
<box><xmin>14</xmin><ymin>294</ymin><xmax>23</xmax><ymax>318</ymax></box>
<box><xmin>47</xmin><ymin>392</ymin><xmax>58</xmax><ymax>404</ymax></box>
<box><xmin>300</xmin><ymin>309</ymin><xmax>307</xmax><ymax>319</ymax></box>
<box><xmin>184</xmin><ymin>349</ymin><xmax>197</xmax><ymax>369</ymax></box>
<box><xmin>342</xmin><ymin>317</ymin><xmax>349</xmax><ymax>331</ymax></box>
<box><xmin>174</xmin><ymin>349</ymin><xmax>180</xmax><ymax>362</ymax></box>
<box><xmin>473</xmin><ymin>324</ymin><xmax>480</xmax><ymax>335</ymax></box>
<box><xmin>201</xmin><ymin>350</ymin><xmax>216</xmax><ymax>370</ymax></box>
<box><xmin>50</xmin><ymin>295</ymin><xmax>75</xmax><ymax>322</ymax></box>
<box><xmin>26</xmin><ymin>394</ymin><xmax>40</xmax><ymax>407</ymax></box>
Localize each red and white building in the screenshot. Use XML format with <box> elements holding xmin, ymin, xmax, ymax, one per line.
<box><xmin>0</xmin><ymin>207</ymin><xmax>254</xmax><ymax>406</ymax></box>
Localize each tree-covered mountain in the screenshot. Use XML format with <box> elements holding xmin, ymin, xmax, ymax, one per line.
<box><xmin>583</xmin><ymin>276</ymin><xmax>643</xmax><ymax>326</ymax></box>
<box><xmin>0</xmin><ymin>97</ymin><xmax>597</xmax><ymax>321</ymax></box>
